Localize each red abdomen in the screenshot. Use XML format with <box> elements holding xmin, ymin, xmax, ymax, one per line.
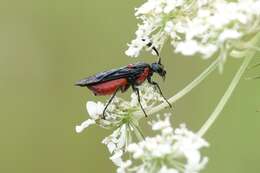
<box><xmin>136</xmin><ymin>67</ymin><xmax>150</xmax><ymax>85</ymax></box>
<box><xmin>88</xmin><ymin>78</ymin><xmax>128</xmax><ymax>96</ymax></box>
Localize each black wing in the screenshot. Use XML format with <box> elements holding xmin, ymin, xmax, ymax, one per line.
<box><xmin>75</xmin><ymin>62</ymin><xmax>150</xmax><ymax>86</ymax></box>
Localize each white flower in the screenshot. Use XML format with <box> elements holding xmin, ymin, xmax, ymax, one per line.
<box><xmin>75</xmin><ymin>83</ymin><xmax>165</xmax><ymax>167</ymax></box>
<box><xmin>116</xmin><ymin>160</ymin><xmax>132</xmax><ymax>173</ymax></box>
<box><xmin>219</xmin><ymin>29</ymin><xmax>242</xmax><ymax>43</ymax></box>
<box><xmin>151</xmin><ymin>114</ymin><xmax>171</xmax><ymax>130</ymax></box>
<box><xmin>126</xmin><ymin>0</ymin><xmax>260</xmax><ymax>67</ymax></box>
<box><xmin>110</xmin><ymin>149</ymin><xmax>124</xmax><ymax>166</ymax></box>
<box><xmin>76</xmin><ymin>83</ymin><xmax>164</xmax><ymax>131</ymax></box>
<box><xmin>78</xmin><ymin>84</ymin><xmax>154</xmax><ymax>126</ymax></box>
<box><xmin>86</xmin><ymin>101</ymin><xmax>104</xmax><ymax>119</ymax></box>
<box><xmin>75</xmin><ymin>119</ymin><xmax>95</xmax><ymax>133</ymax></box>
<box><xmin>164</xmin><ymin>21</ymin><xmax>174</xmax><ymax>33</ymax></box>
<box><xmin>199</xmin><ymin>44</ymin><xmax>218</xmax><ymax>58</ymax></box>
<box><xmin>175</xmin><ymin>40</ymin><xmax>200</xmax><ymax>56</ymax></box>
<box><xmin>119</xmin><ymin>114</ymin><xmax>209</xmax><ymax>173</ymax></box>
<box><xmin>135</xmin><ymin>0</ymin><xmax>159</xmax><ymax>15</ymax></box>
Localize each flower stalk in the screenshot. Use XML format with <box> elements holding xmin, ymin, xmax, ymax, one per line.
<box><xmin>198</xmin><ymin>55</ymin><xmax>253</xmax><ymax>136</ymax></box>
<box><xmin>198</xmin><ymin>33</ymin><xmax>260</xmax><ymax>136</ymax></box>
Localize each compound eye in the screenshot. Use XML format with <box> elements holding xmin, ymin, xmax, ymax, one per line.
<box><xmin>151</xmin><ymin>63</ymin><xmax>158</xmax><ymax>71</ymax></box>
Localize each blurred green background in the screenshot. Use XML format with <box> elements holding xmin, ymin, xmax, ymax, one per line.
<box><xmin>0</xmin><ymin>0</ymin><xmax>260</xmax><ymax>172</ymax></box>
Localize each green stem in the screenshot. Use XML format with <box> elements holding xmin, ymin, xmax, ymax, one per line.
<box><xmin>133</xmin><ymin>58</ymin><xmax>220</xmax><ymax>118</ymax></box>
<box><xmin>197</xmin><ymin>56</ymin><xmax>253</xmax><ymax>137</ymax></box>
<box><xmin>198</xmin><ymin>32</ymin><xmax>260</xmax><ymax>136</ymax></box>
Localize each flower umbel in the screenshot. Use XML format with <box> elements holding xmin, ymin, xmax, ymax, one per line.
<box><xmin>126</xmin><ymin>0</ymin><xmax>260</xmax><ymax>69</ymax></box>
<box><xmin>75</xmin><ymin>83</ymin><xmax>165</xmax><ymax>165</ymax></box>
<box><xmin>117</xmin><ymin>114</ymin><xmax>209</xmax><ymax>173</ymax></box>
<box><xmin>76</xmin><ymin>83</ymin><xmax>164</xmax><ymax>131</ymax></box>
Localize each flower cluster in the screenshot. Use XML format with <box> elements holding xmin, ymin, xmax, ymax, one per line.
<box><xmin>76</xmin><ymin>83</ymin><xmax>164</xmax><ymax>132</ymax></box>
<box><xmin>75</xmin><ymin>83</ymin><xmax>165</xmax><ymax>165</ymax></box>
<box><xmin>117</xmin><ymin>114</ymin><xmax>209</xmax><ymax>173</ymax></box>
<box><xmin>126</xmin><ymin>0</ymin><xmax>260</xmax><ymax>68</ymax></box>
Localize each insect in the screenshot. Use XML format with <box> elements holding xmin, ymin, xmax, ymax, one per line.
<box><xmin>75</xmin><ymin>43</ymin><xmax>172</xmax><ymax>119</ymax></box>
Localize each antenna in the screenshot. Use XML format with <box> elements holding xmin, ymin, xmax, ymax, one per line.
<box><xmin>142</xmin><ymin>38</ymin><xmax>162</xmax><ymax>64</ymax></box>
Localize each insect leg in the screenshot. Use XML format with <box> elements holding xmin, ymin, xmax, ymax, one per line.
<box><xmin>132</xmin><ymin>85</ymin><xmax>148</xmax><ymax>117</ymax></box>
<box><xmin>102</xmin><ymin>88</ymin><xmax>119</xmax><ymax>119</ymax></box>
<box><xmin>148</xmin><ymin>78</ymin><xmax>172</xmax><ymax>108</ymax></box>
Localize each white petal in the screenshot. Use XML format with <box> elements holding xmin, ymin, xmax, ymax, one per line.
<box><xmin>107</xmin><ymin>142</ymin><xmax>117</xmax><ymax>153</ymax></box>
<box><xmin>219</xmin><ymin>29</ymin><xmax>241</xmax><ymax>42</ymax></box>
<box><xmin>184</xmin><ymin>149</ymin><xmax>201</xmax><ymax>165</ymax></box>
<box><xmin>152</xmin><ymin>117</ymin><xmax>171</xmax><ymax>130</ymax></box>
<box><xmin>117</xmin><ymin>125</ymin><xmax>127</xmax><ymax>149</ymax></box>
<box><xmin>110</xmin><ymin>150</ymin><xmax>124</xmax><ymax>166</ymax></box>
<box><xmin>162</xmin><ymin>127</ymin><xmax>173</xmax><ymax>135</ymax></box>
<box><xmin>125</xmin><ymin>47</ymin><xmax>140</xmax><ymax>57</ymax></box>
<box><xmin>164</xmin><ymin>21</ymin><xmax>174</xmax><ymax>33</ymax></box>
<box><xmin>175</xmin><ymin>40</ymin><xmax>199</xmax><ymax>56</ymax></box>
<box><xmin>75</xmin><ymin>119</ymin><xmax>95</xmax><ymax>133</ymax></box>
<box><xmin>132</xmin><ymin>147</ymin><xmax>144</xmax><ymax>159</ymax></box>
<box><xmin>199</xmin><ymin>44</ymin><xmax>218</xmax><ymax>58</ymax></box>
<box><xmin>127</xmin><ymin>143</ymin><xmax>139</xmax><ymax>152</ymax></box>
<box><xmin>86</xmin><ymin>101</ymin><xmax>104</xmax><ymax>119</ymax></box>
<box><xmin>135</xmin><ymin>0</ymin><xmax>157</xmax><ymax>15</ymax></box>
